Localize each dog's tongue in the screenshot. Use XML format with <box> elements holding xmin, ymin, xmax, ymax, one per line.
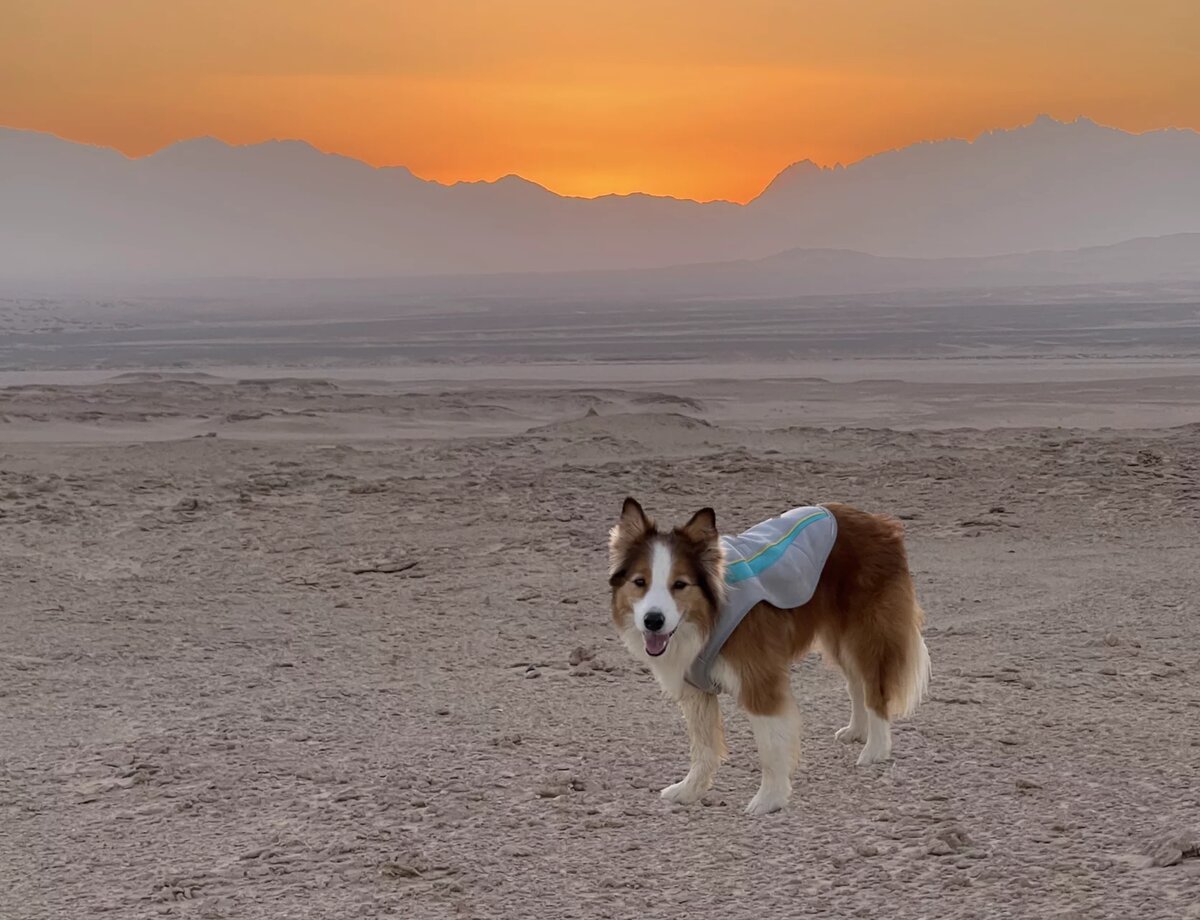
<box><xmin>644</xmin><ymin>632</ymin><xmax>670</xmax><ymax>656</ymax></box>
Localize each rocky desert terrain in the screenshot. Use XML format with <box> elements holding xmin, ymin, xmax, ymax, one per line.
<box><xmin>2</xmin><ymin>293</ymin><xmax>1200</xmax><ymax>918</ymax></box>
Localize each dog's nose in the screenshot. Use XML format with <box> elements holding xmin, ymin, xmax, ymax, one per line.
<box><xmin>643</xmin><ymin>610</ymin><xmax>666</xmax><ymax>632</ymax></box>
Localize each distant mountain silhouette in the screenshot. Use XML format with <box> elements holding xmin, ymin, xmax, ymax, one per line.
<box><xmin>749</xmin><ymin>116</ymin><xmax>1200</xmax><ymax>260</ymax></box>
<box><xmin>2</xmin><ymin>116</ymin><xmax>1199</xmax><ymax>280</ymax></box>
<box><xmin>195</xmin><ymin>233</ymin><xmax>1199</xmax><ymax>301</ymax></box>
<box><xmin>111</xmin><ymin>233</ymin><xmax>1200</xmax><ymax>307</ymax></box>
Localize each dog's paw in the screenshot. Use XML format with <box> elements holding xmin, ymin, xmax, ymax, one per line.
<box><xmin>834</xmin><ymin>724</ymin><xmax>866</xmax><ymax>744</ymax></box>
<box><xmin>744</xmin><ymin>788</ymin><xmax>789</xmax><ymax>815</ymax></box>
<box><xmin>660</xmin><ymin>779</ymin><xmax>706</xmax><ymax>805</ymax></box>
<box><xmin>855</xmin><ymin>743</ymin><xmax>892</xmax><ymax>766</ymax></box>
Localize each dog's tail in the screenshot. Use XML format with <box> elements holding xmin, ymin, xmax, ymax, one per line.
<box><xmin>890</xmin><ymin>603</ymin><xmax>931</xmax><ymax>719</ymax></box>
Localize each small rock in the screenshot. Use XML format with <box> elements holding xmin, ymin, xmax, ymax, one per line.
<box><xmin>1104</xmin><ymin>634</ymin><xmax>1120</xmax><ymax>647</ymax></box>
<box><xmin>535</xmin><ymin>770</ymin><xmax>585</xmax><ymax>798</ymax></box>
<box><xmin>379</xmin><ymin>863</ymin><xmax>422</xmax><ymax>879</ymax></box>
<box><xmin>173</xmin><ymin>497</ymin><xmax>200</xmax><ymax>512</ymax></box>
<box><xmin>568</xmin><ymin>646</ymin><xmax>595</xmax><ymax>667</ymax></box>
<box><xmin>1144</xmin><ymin>831</ymin><xmax>1200</xmax><ymax>867</ymax></box>
<box><xmin>369</xmin><ymin>560</ymin><xmax>417</xmax><ymax>575</ymax></box>
<box><xmin>855</xmin><ymin>843</ymin><xmax>879</xmax><ymax>857</ymax></box>
<box><xmin>525</xmin><ymin>668</ymin><xmax>541</xmax><ymax>679</ymax></box>
<box><xmin>932</xmin><ymin>828</ymin><xmax>972</xmax><ymax>854</ymax></box>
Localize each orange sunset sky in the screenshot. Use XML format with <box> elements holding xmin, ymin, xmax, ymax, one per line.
<box><xmin>3</xmin><ymin>1</ymin><xmax>1198</xmax><ymax>202</ymax></box>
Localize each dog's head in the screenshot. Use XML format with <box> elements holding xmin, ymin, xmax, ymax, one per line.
<box><xmin>608</xmin><ymin>497</ymin><xmax>725</xmax><ymax>659</ymax></box>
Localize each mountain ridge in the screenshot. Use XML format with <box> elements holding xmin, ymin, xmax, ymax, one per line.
<box><xmin>9</xmin><ymin>114</ymin><xmax>1198</xmax><ymax>205</ymax></box>
<box><xmin>3</xmin><ymin>116</ymin><xmax>1199</xmax><ymax>279</ymax></box>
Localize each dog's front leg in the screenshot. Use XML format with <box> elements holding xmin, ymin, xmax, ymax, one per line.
<box><xmin>744</xmin><ymin>686</ymin><xmax>802</xmax><ymax>815</ymax></box>
<box><xmin>661</xmin><ymin>686</ymin><xmax>726</xmax><ymax>804</ymax></box>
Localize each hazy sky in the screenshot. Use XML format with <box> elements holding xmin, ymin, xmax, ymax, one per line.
<box><xmin>3</xmin><ymin>1</ymin><xmax>1197</xmax><ymax>201</ymax></box>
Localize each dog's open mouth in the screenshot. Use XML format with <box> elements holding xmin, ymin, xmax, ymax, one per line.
<box><xmin>644</xmin><ymin>631</ymin><xmax>674</xmax><ymax>657</ymax></box>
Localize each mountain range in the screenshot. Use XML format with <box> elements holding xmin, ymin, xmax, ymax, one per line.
<box><xmin>2</xmin><ymin>116</ymin><xmax>1200</xmax><ymax>281</ymax></box>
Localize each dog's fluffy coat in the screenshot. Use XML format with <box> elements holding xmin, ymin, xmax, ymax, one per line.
<box><xmin>608</xmin><ymin>498</ymin><xmax>930</xmax><ymax>814</ymax></box>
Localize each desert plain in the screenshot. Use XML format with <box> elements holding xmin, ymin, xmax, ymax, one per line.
<box><xmin>2</xmin><ymin>288</ymin><xmax>1199</xmax><ymax>918</ymax></box>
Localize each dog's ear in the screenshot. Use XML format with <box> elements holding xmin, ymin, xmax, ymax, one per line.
<box><xmin>679</xmin><ymin>507</ymin><xmax>725</xmax><ymax>607</ymax></box>
<box><xmin>609</xmin><ymin>497</ymin><xmax>652</xmax><ymax>582</ymax></box>
<box><xmin>611</xmin><ymin>497</ymin><xmax>651</xmax><ymax>548</ymax></box>
<box><xmin>680</xmin><ymin>507</ymin><xmax>725</xmax><ymax>607</ymax></box>
<box><xmin>619</xmin><ymin>497</ymin><xmax>649</xmax><ymax>534</ymax></box>
<box><xmin>680</xmin><ymin>507</ymin><xmax>718</xmax><ymax>544</ymax></box>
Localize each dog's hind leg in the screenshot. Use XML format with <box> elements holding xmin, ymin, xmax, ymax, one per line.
<box><xmin>856</xmin><ymin>605</ymin><xmax>930</xmax><ymax>766</ymax></box>
<box><xmin>857</xmin><ymin>664</ymin><xmax>895</xmax><ymax>765</ymax></box>
<box><xmin>661</xmin><ymin>686</ymin><xmax>726</xmax><ymax>805</ymax></box>
<box><xmin>834</xmin><ymin>670</ymin><xmax>868</xmax><ymax>745</ymax></box>
<box><xmin>857</xmin><ymin>707</ymin><xmax>893</xmax><ymax>765</ymax></box>
<box><xmin>744</xmin><ymin>681</ymin><xmax>802</xmax><ymax>815</ymax></box>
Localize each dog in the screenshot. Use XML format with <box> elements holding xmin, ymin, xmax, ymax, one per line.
<box><xmin>608</xmin><ymin>498</ymin><xmax>930</xmax><ymax>815</ymax></box>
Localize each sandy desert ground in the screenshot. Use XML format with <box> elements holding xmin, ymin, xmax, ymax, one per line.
<box><xmin>2</xmin><ymin>294</ymin><xmax>1200</xmax><ymax>919</ymax></box>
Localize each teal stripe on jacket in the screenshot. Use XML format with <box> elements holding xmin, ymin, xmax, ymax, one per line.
<box><xmin>723</xmin><ymin>509</ymin><xmax>830</xmax><ymax>585</ymax></box>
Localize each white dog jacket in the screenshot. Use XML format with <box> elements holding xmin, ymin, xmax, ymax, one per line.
<box><xmin>685</xmin><ymin>505</ymin><xmax>838</xmax><ymax>694</ymax></box>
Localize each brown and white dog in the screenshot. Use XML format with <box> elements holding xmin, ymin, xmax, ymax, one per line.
<box><xmin>608</xmin><ymin>498</ymin><xmax>930</xmax><ymax>815</ymax></box>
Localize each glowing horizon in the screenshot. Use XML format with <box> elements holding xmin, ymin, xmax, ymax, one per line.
<box><xmin>8</xmin><ymin>113</ymin><xmax>1190</xmax><ymax>206</ymax></box>
<box><xmin>3</xmin><ymin>1</ymin><xmax>1197</xmax><ymax>202</ymax></box>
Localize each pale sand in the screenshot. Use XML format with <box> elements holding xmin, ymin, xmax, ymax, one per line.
<box><xmin>2</xmin><ymin>360</ymin><xmax>1199</xmax><ymax>918</ymax></box>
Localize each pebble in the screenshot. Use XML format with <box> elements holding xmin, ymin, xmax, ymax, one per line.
<box><xmin>379</xmin><ymin>863</ymin><xmax>422</xmax><ymax>879</ymax></box>
<box><xmin>568</xmin><ymin>646</ymin><xmax>595</xmax><ymax>666</ymax></box>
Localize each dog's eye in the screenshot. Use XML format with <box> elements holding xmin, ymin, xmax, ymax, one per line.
<box><xmin>632</xmin><ymin>577</ymin><xmax>647</xmax><ymax>588</ymax></box>
<box><xmin>672</xmin><ymin>580</ymin><xmax>688</xmax><ymax>591</ymax></box>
